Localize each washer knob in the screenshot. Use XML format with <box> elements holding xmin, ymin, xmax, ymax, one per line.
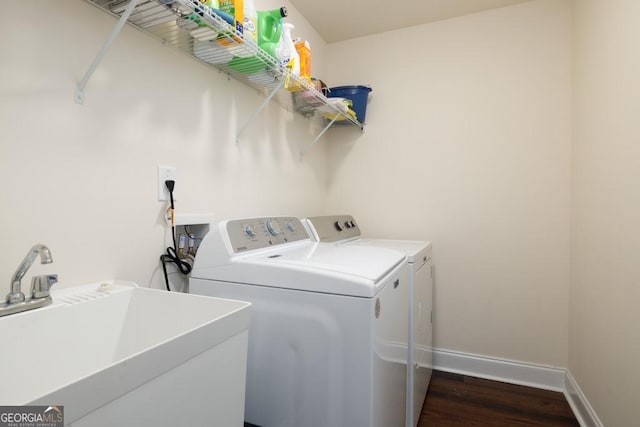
<box><xmin>243</xmin><ymin>224</ymin><xmax>256</xmax><ymax>238</ymax></box>
<box><xmin>350</xmin><ymin>220</ymin><xmax>356</xmax><ymax>228</ymax></box>
<box><xmin>334</xmin><ymin>221</ymin><xmax>344</xmax><ymax>231</ymax></box>
<box><xmin>286</xmin><ymin>221</ymin><xmax>296</xmax><ymax>233</ymax></box>
<box><xmin>265</xmin><ymin>218</ymin><xmax>282</xmax><ymax>236</ymax></box>
<box><xmin>344</xmin><ymin>221</ymin><xmax>352</xmax><ymax>229</ymax></box>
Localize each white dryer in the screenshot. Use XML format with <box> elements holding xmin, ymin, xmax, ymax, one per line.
<box><xmin>190</xmin><ymin>217</ymin><xmax>409</xmax><ymax>427</ymax></box>
<box><xmin>304</xmin><ymin>215</ymin><xmax>433</xmax><ymax>427</ymax></box>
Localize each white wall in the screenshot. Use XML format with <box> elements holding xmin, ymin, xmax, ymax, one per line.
<box><xmin>325</xmin><ymin>0</ymin><xmax>572</xmax><ymax>367</ymax></box>
<box><xmin>0</xmin><ymin>0</ymin><xmax>329</xmax><ymax>293</ymax></box>
<box><xmin>571</xmin><ymin>0</ymin><xmax>640</xmax><ymax>425</ymax></box>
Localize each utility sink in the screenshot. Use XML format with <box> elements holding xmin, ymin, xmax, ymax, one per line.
<box><xmin>0</xmin><ymin>281</ymin><xmax>251</xmax><ymax>426</ymax></box>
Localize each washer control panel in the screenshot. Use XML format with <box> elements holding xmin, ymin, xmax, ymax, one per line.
<box><xmin>226</xmin><ymin>217</ymin><xmax>309</xmax><ymax>253</ymax></box>
<box><xmin>305</xmin><ymin>215</ymin><xmax>361</xmax><ymax>242</ymax></box>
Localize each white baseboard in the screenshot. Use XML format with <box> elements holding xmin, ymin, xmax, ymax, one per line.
<box><xmin>432</xmin><ymin>348</ymin><xmax>607</xmax><ymax>427</ymax></box>
<box><xmin>564</xmin><ymin>370</ymin><xmax>604</xmax><ymax>427</ymax></box>
<box><xmin>432</xmin><ymin>348</ymin><xmax>566</xmax><ymax>392</ymax></box>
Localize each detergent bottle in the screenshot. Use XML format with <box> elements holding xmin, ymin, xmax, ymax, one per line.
<box><xmin>257</xmin><ymin>7</ymin><xmax>287</xmax><ymax>60</ymax></box>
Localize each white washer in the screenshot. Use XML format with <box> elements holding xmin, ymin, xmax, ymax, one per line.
<box><xmin>303</xmin><ymin>215</ymin><xmax>433</xmax><ymax>427</ymax></box>
<box><xmin>190</xmin><ymin>217</ymin><xmax>409</xmax><ymax>427</ymax></box>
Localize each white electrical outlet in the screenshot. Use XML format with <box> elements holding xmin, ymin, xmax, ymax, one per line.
<box><xmin>158</xmin><ymin>165</ymin><xmax>177</xmax><ymax>201</ymax></box>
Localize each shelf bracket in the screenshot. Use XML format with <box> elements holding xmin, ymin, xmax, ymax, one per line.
<box><xmin>300</xmin><ymin>116</ymin><xmax>339</xmax><ymax>160</ymax></box>
<box><xmin>75</xmin><ymin>0</ymin><xmax>140</xmax><ymax>105</ymax></box>
<box><xmin>236</xmin><ymin>78</ymin><xmax>286</xmax><ymax>144</ymax></box>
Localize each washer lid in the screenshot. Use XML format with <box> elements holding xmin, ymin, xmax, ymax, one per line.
<box><xmin>260</xmin><ymin>243</ymin><xmax>405</xmax><ymax>282</ymax></box>
<box><xmin>193</xmin><ymin>242</ymin><xmax>406</xmax><ymax>297</ymax></box>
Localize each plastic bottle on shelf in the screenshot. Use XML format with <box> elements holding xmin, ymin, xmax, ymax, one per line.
<box><xmin>257</xmin><ymin>7</ymin><xmax>287</xmax><ymax>60</ymax></box>
<box><xmin>294</xmin><ymin>38</ymin><xmax>311</xmax><ymax>85</ymax></box>
<box><xmin>279</xmin><ymin>23</ymin><xmax>299</xmax><ymax>74</ymax></box>
<box><xmin>279</xmin><ymin>23</ymin><xmax>301</xmax><ymax>91</ymax></box>
<box><xmin>243</xmin><ymin>0</ymin><xmax>257</xmax><ymax>43</ymax></box>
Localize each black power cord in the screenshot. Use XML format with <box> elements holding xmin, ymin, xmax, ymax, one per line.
<box><xmin>159</xmin><ymin>180</ymin><xmax>192</xmax><ymax>291</ymax></box>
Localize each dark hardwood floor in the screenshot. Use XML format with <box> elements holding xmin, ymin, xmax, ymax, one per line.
<box><xmin>418</xmin><ymin>370</ymin><xmax>579</xmax><ymax>426</ymax></box>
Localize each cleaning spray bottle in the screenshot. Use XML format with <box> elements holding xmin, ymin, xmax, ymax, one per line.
<box><xmin>279</xmin><ymin>23</ymin><xmax>300</xmax><ymax>91</ymax></box>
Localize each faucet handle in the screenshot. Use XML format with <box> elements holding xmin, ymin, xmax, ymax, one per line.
<box><xmin>31</xmin><ymin>274</ymin><xmax>58</xmax><ymax>299</ymax></box>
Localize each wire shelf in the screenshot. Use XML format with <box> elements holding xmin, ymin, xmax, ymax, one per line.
<box><xmin>84</xmin><ymin>0</ymin><xmax>363</xmax><ymax>129</ymax></box>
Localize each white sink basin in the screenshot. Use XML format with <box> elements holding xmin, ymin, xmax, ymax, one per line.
<box><xmin>0</xmin><ymin>281</ymin><xmax>251</xmax><ymax>426</ymax></box>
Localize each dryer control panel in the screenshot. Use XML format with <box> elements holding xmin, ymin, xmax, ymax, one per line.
<box><xmin>226</xmin><ymin>217</ymin><xmax>309</xmax><ymax>253</ymax></box>
<box><xmin>305</xmin><ymin>215</ymin><xmax>361</xmax><ymax>242</ymax></box>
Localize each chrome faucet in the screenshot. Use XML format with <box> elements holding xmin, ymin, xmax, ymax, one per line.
<box><xmin>1</xmin><ymin>244</ymin><xmax>58</xmax><ymax>317</ymax></box>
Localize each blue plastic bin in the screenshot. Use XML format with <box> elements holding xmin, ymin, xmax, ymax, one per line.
<box><xmin>327</xmin><ymin>85</ymin><xmax>372</xmax><ymax>123</ymax></box>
